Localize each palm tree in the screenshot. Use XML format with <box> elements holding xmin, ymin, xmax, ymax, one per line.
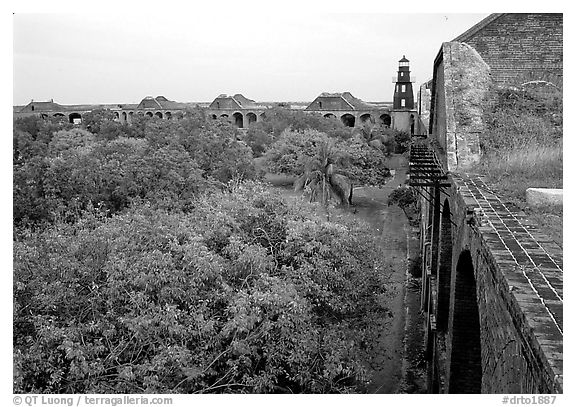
<box><xmin>294</xmin><ymin>139</ymin><xmax>352</xmax><ymax>211</ymax></box>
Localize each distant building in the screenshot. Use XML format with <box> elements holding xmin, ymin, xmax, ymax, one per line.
<box><xmin>16</xmin><ymin>99</ymin><xmax>85</xmax><ymax>124</ymax></box>
<box><xmin>19</xmin><ymin>99</ymin><xmax>64</xmax><ymax>114</ymax></box>
<box><xmin>208</xmin><ymin>94</ymin><xmax>262</xmax><ymax>110</ymax></box>
<box><xmin>207</xmin><ymin>94</ymin><xmax>268</xmax><ymax>128</ymax></box>
<box><xmin>305</xmin><ymin>92</ymin><xmax>392</xmax><ymax>128</ymax></box>
<box><xmin>136</xmin><ymin>95</ymin><xmax>188</xmax><ymax>111</ymax></box>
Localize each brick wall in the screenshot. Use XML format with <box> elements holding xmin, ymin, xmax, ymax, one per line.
<box><xmin>456</xmin><ymin>14</ymin><xmax>563</xmax><ymax>88</ymax></box>
<box><xmin>417</xmin><ymin>172</ymin><xmax>563</xmax><ymax>393</ymax></box>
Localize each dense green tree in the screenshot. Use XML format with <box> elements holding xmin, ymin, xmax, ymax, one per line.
<box><xmin>244</xmin><ymin>124</ymin><xmax>275</xmax><ymax>157</ymax></box>
<box><xmin>13</xmin><ymin>107</ymin><xmax>258</xmax><ymax>229</ymax></box>
<box><xmin>81</xmin><ymin>109</ymin><xmax>118</xmax><ymax>135</ymax></box>
<box><xmin>255</xmin><ymin>107</ymin><xmax>354</xmax><ymax>140</ymax></box>
<box><xmin>265</xmin><ymin>129</ymin><xmax>391</xmax><ymax>189</ymax></box>
<box><xmin>14</xmin><ymin>182</ymin><xmax>390</xmax><ymax>394</ymax></box>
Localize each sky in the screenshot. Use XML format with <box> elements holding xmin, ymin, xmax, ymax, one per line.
<box><xmin>4</xmin><ymin>2</ymin><xmax>575</xmax><ymax>400</ymax></box>
<box><xmin>12</xmin><ymin>6</ymin><xmax>491</xmax><ymax>105</ymax></box>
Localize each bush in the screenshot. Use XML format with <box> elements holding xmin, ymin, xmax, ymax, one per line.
<box><xmin>13</xmin><ymin>110</ymin><xmax>258</xmax><ymax>229</ymax></box>
<box><xmin>481</xmin><ymin>86</ymin><xmax>562</xmax><ymax>152</ymax></box>
<box><xmin>14</xmin><ymin>182</ymin><xmax>390</xmax><ymax>393</ymax></box>
<box><xmin>255</xmin><ymin>107</ymin><xmax>355</xmax><ymax>140</ymax></box>
<box><xmin>244</xmin><ymin>124</ymin><xmax>274</xmax><ymax>157</ymax></box>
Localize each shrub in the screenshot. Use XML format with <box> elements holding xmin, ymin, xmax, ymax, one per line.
<box><xmin>481</xmin><ymin>86</ymin><xmax>562</xmax><ymax>152</ymax></box>
<box><xmin>14</xmin><ymin>182</ymin><xmax>390</xmax><ymax>394</ymax></box>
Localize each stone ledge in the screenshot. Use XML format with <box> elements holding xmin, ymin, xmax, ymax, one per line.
<box><xmin>526</xmin><ymin>188</ymin><xmax>563</xmax><ymax>208</ymax></box>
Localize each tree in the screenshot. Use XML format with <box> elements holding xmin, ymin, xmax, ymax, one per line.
<box><xmin>293</xmin><ymin>138</ymin><xmax>352</xmax><ymax>207</ymax></box>
<box><xmin>388</xmin><ymin>186</ymin><xmax>418</xmax><ymax>221</ymax></box>
<box><xmin>244</xmin><ymin>124</ymin><xmax>274</xmax><ymax>157</ymax></box>
<box><xmin>265</xmin><ymin>129</ymin><xmax>391</xmax><ymax>193</ymax></box>
<box><xmin>81</xmin><ymin>109</ymin><xmax>117</xmax><ymax>134</ymax></box>
<box><xmin>14</xmin><ymin>181</ymin><xmax>391</xmax><ymax>394</ymax></box>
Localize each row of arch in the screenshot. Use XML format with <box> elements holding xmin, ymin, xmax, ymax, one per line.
<box><xmin>422</xmin><ymin>195</ymin><xmax>482</xmax><ymax>394</ymax></box>
<box><xmin>207</xmin><ymin>111</ymin><xmax>394</xmax><ymax>129</ymax></box>
<box><xmin>322</xmin><ymin>112</ymin><xmax>392</xmax><ymax>128</ymax></box>
<box><xmin>41</xmin><ymin>110</ymin><xmax>398</xmax><ymax>131</ymax></box>
<box><xmin>114</xmin><ymin>110</ymin><xmax>174</xmax><ymax>123</ymax></box>
<box><xmin>208</xmin><ymin>111</ymin><xmax>263</xmax><ymax>128</ymax></box>
<box><xmin>44</xmin><ymin>110</ymin><xmax>175</xmax><ymax>124</ymax></box>
<box><xmin>44</xmin><ymin>112</ymin><xmax>83</xmax><ymax>124</ymax></box>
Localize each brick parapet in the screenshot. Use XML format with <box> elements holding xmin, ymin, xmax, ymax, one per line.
<box><xmin>451</xmin><ymin>173</ymin><xmax>563</xmax><ymax>393</ymax></box>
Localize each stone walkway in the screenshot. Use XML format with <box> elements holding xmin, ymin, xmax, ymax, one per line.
<box><xmin>454</xmin><ymin>173</ymin><xmax>563</xmax><ymax>386</ymax></box>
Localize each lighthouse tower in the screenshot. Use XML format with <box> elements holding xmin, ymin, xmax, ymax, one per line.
<box><xmin>393</xmin><ymin>55</ymin><xmax>414</xmax><ymax>109</ymax></box>
<box><xmin>391</xmin><ymin>55</ymin><xmax>417</xmax><ymax>134</ymax></box>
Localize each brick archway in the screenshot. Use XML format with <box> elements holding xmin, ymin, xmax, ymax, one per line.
<box><xmin>448</xmin><ymin>250</ymin><xmax>482</xmax><ymax>393</ymax></box>
<box><xmin>437</xmin><ymin>199</ymin><xmax>452</xmax><ymax>331</ymax></box>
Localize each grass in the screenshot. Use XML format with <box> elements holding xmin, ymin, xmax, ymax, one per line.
<box><xmin>474</xmin><ymin>86</ymin><xmax>563</xmax><ymax>246</ymax></box>
<box><xmin>476</xmin><ymin>145</ymin><xmax>562</xmax><ymax>202</ymax></box>
<box><xmin>474</xmin><ymin>145</ymin><xmax>563</xmax><ymax>246</ymax></box>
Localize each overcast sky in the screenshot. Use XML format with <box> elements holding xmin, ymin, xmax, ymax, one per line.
<box><xmin>13</xmin><ymin>9</ymin><xmax>492</xmax><ymax>105</ymax></box>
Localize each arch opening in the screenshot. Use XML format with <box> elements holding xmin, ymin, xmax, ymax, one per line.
<box><xmin>324</xmin><ymin>113</ymin><xmax>336</xmax><ymax>119</ymax></box>
<box><xmin>121</xmin><ymin>111</ymin><xmax>127</xmax><ymax>123</ymax></box>
<box><xmin>165</xmin><ymin>112</ymin><xmax>172</xmax><ymax>120</ymax></box>
<box><xmin>68</xmin><ymin>112</ymin><xmax>82</xmax><ymax>124</ymax></box>
<box><xmin>145</xmin><ymin>112</ymin><xmax>154</xmax><ymax>118</ymax></box>
<box><xmin>210</xmin><ymin>114</ymin><xmax>217</xmax><ymax>120</ymax></box>
<box><xmin>341</xmin><ymin>113</ymin><xmax>355</xmax><ymax>127</ymax></box>
<box><xmin>437</xmin><ymin>200</ymin><xmax>453</xmax><ymax>331</ymax></box>
<box><xmin>380</xmin><ymin>113</ymin><xmax>391</xmax><ymax>127</ymax></box>
<box><xmin>233</xmin><ymin>112</ymin><xmax>244</xmax><ymax>128</ymax></box>
<box><xmin>155</xmin><ymin>112</ymin><xmax>163</xmax><ymax>119</ymax></box>
<box><xmin>359</xmin><ymin>113</ymin><xmax>373</xmax><ymax>124</ymax></box>
<box><xmin>220</xmin><ymin>114</ymin><xmax>229</xmax><ymax>119</ymax></box>
<box><xmin>246</xmin><ymin>112</ymin><xmax>257</xmax><ymax>126</ymax></box>
<box><xmin>53</xmin><ymin>113</ymin><xmax>65</xmax><ymax>118</ymax></box>
<box><xmin>448</xmin><ymin>250</ymin><xmax>482</xmax><ymax>393</ymax></box>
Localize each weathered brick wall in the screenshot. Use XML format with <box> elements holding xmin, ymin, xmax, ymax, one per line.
<box><xmin>431</xmin><ymin>58</ymin><xmax>446</xmax><ymax>155</ymax></box>
<box><xmin>449</xmin><ymin>178</ymin><xmax>560</xmax><ymax>393</ymax></box>
<box><xmin>417</xmin><ymin>173</ymin><xmax>563</xmax><ymax>393</ymax></box>
<box><xmin>430</xmin><ymin>42</ymin><xmax>490</xmax><ymax>172</ymax></box>
<box><xmin>457</xmin><ymin>14</ymin><xmax>563</xmax><ymax>88</ymax></box>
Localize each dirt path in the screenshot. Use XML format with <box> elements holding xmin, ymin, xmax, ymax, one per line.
<box><xmin>348</xmin><ymin>159</ymin><xmax>414</xmax><ymax>393</ymax></box>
